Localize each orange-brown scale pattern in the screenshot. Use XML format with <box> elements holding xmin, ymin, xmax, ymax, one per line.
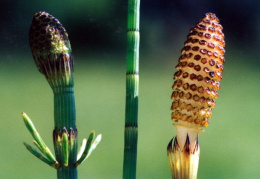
<box><xmin>171</xmin><ymin>13</ymin><xmax>225</xmax><ymax>127</ymax></box>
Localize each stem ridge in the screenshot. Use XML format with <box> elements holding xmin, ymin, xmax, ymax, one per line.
<box><xmin>123</xmin><ymin>0</ymin><xmax>140</xmax><ymax>178</ymax></box>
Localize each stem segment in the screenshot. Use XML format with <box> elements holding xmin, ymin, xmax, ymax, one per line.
<box><xmin>53</xmin><ymin>87</ymin><xmax>78</xmax><ymax>179</ymax></box>
<box><xmin>53</xmin><ymin>87</ymin><xmax>76</xmax><ymax>129</ymax></box>
<box><xmin>123</xmin><ymin>0</ymin><xmax>140</xmax><ymax>178</ymax></box>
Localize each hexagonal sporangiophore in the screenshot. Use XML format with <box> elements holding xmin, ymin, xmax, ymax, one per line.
<box><xmin>29</xmin><ymin>11</ymin><xmax>73</xmax><ymax>88</ymax></box>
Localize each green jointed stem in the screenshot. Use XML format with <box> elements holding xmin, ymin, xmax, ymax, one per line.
<box><xmin>51</xmin><ymin>57</ymin><xmax>78</xmax><ymax>178</ymax></box>
<box><xmin>54</xmin><ymin>87</ymin><xmax>76</xmax><ymax>129</ymax></box>
<box><xmin>53</xmin><ymin>83</ymin><xmax>77</xmax><ymax>178</ymax></box>
<box><xmin>25</xmin><ymin>11</ymin><xmax>101</xmax><ymax>179</ymax></box>
<box><xmin>29</xmin><ymin>11</ymin><xmax>78</xmax><ymax>178</ymax></box>
<box><xmin>123</xmin><ymin>0</ymin><xmax>140</xmax><ymax>178</ymax></box>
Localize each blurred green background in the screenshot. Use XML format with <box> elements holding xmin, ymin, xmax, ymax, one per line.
<box><xmin>1</xmin><ymin>0</ymin><xmax>260</xmax><ymax>178</ymax></box>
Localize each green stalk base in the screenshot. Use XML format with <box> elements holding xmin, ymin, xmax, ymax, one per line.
<box><xmin>123</xmin><ymin>126</ymin><xmax>138</xmax><ymax>179</ymax></box>
<box><xmin>57</xmin><ymin>166</ymin><xmax>78</xmax><ymax>179</ymax></box>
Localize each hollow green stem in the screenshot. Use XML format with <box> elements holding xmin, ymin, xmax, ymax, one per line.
<box><xmin>53</xmin><ymin>87</ymin><xmax>78</xmax><ymax>179</ymax></box>
<box><xmin>123</xmin><ymin>0</ymin><xmax>140</xmax><ymax>178</ymax></box>
<box><xmin>53</xmin><ymin>87</ymin><xmax>76</xmax><ymax>129</ymax></box>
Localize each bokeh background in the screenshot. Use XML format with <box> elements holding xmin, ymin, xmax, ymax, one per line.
<box><xmin>1</xmin><ymin>0</ymin><xmax>260</xmax><ymax>178</ymax></box>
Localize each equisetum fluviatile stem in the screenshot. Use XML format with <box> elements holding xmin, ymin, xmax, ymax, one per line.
<box><xmin>23</xmin><ymin>11</ymin><xmax>101</xmax><ymax>179</ymax></box>
<box><xmin>123</xmin><ymin>0</ymin><xmax>140</xmax><ymax>178</ymax></box>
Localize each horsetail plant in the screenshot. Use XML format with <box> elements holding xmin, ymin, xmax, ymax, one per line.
<box><xmin>23</xmin><ymin>11</ymin><xmax>101</xmax><ymax>178</ymax></box>
<box><xmin>167</xmin><ymin>13</ymin><xmax>225</xmax><ymax>179</ymax></box>
<box><xmin>123</xmin><ymin>0</ymin><xmax>140</xmax><ymax>178</ymax></box>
